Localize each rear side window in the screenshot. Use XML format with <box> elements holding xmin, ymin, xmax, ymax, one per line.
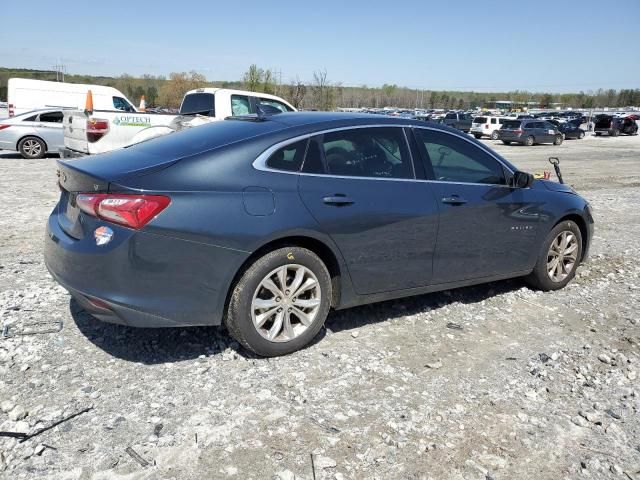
<box><xmin>490</xmin><ymin>118</ymin><xmax>497</xmax><ymax>124</ymax></box>
<box><xmin>320</xmin><ymin>127</ymin><xmax>413</xmax><ymax>179</ymax></box>
<box><xmin>502</xmin><ymin>120</ymin><xmax>521</xmax><ymax>129</ymax></box>
<box><xmin>180</xmin><ymin>93</ymin><xmax>215</xmax><ymax>116</ymax></box>
<box><xmin>415</xmin><ymin>129</ymin><xmax>506</xmax><ymax>185</ymax></box>
<box><xmin>112</xmin><ymin>96</ymin><xmax>135</xmax><ymax>112</ymax></box>
<box><xmin>23</xmin><ymin>114</ymin><xmax>38</xmax><ymax>121</ymax></box>
<box><xmin>474</xmin><ymin>117</ymin><xmax>487</xmax><ymax>123</ymax></box>
<box><xmin>445</xmin><ymin>113</ymin><xmax>457</xmax><ymax>119</ymax></box>
<box><xmin>39</xmin><ymin>111</ymin><xmax>63</xmax><ymax>123</ymax></box>
<box><xmin>231</xmin><ymin>95</ymin><xmax>251</xmax><ymax>116</ymax></box>
<box><xmin>259</xmin><ymin>98</ymin><xmax>293</xmax><ymax>112</ymax></box>
<box><xmin>266</xmin><ymin>139</ymin><xmax>307</xmax><ymax>172</ymax></box>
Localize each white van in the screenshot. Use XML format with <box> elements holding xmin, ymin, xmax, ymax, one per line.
<box><xmin>7</xmin><ymin>78</ymin><xmax>137</xmax><ymax>117</ymax></box>
<box><xmin>470</xmin><ymin>116</ymin><xmax>509</xmax><ymax>140</ymax></box>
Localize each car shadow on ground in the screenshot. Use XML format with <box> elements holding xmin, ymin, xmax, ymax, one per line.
<box><xmin>0</xmin><ymin>152</ymin><xmax>60</xmax><ymax>159</ymax></box>
<box><xmin>70</xmin><ymin>278</ymin><xmax>525</xmax><ymax>365</ymax></box>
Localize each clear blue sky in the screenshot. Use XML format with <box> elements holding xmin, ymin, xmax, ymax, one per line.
<box><xmin>2</xmin><ymin>0</ymin><xmax>639</xmax><ymax>92</ymax></box>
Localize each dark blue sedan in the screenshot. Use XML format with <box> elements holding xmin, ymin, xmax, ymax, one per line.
<box><xmin>45</xmin><ymin>113</ymin><xmax>594</xmax><ymax>356</ymax></box>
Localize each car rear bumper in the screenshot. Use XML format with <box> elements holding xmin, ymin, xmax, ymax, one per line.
<box><xmin>44</xmin><ymin>205</ymin><xmax>247</xmax><ymax>328</ymax></box>
<box><xmin>59</xmin><ymin>147</ymin><xmax>87</xmax><ymax>159</ymax></box>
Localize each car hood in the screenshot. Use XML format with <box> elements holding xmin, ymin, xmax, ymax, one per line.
<box><xmin>536</xmin><ymin>179</ymin><xmax>576</xmax><ymax>194</ymax></box>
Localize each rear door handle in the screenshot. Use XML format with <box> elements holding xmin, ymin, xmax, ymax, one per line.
<box><xmin>441</xmin><ymin>196</ymin><xmax>468</xmax><ymax>205</ymax></box>
<box><xmin>323</xmin><ymin>195</ymin><xmax>354</xmax><ymax>206</ymax></box>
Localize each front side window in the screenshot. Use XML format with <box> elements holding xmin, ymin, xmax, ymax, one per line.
<box><xmin>320</xmin><ymin>127</ymin><xmax>413</xmax><ymax>179</ymax></box>
<box><xmin>445</xmin><ymin>113</ymin><xmax>457</xmax><ymax>119</ymax></box>
<box><xmin>415</xmin><ymin>129</ymin><xmax>506</xmax><ymax>185</ymax></box>
<box><xmin>231</xmin><ymin>95</ymin><xmax>251</xmax><ymax>116</ymax></box>
<box><xmin>266</xmin><ymin>139</ymin><xmax>307</xmax><ymax>172</ymax></box>
<box><xmin>112</xmin><ymin>96</ymin><xmax>135</xmax><ymax>112</ymax></box>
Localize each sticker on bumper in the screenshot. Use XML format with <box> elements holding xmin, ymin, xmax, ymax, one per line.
<box><xmin>94</xmin><ymin>226</ymin><xmax>114</xmax><ymax>246</ymax></box>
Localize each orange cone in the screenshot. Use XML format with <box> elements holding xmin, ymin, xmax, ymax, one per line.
<box><xmin>139</xmin><ymin>95</ymin><xmax>146</xmax><ymax>112</ymax></box>
<box><xmin>84</xmin><ymin>90</ymin><xmax>94</xmax><ymax>114</ymax></box>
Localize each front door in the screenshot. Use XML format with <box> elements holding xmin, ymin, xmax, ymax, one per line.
<box><xmin>413</xmin><ymin>127</ymin><xmax>541</xmax><ymax>284</ymax></box>
<box><xmin>298</xmin><ymin>126</ymin><xmax>439</xmax><ymax>294</ymax></box>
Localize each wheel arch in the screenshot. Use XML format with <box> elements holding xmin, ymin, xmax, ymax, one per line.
<box><xmin>17</xmin><ymin>134</ymin><xmax>48</xmax><ymax>153</ymax></box>
<box><xmin>223</xmin><ymin>235</ymin><xmax>345</xmax><ymax>321</ymax></box>
<box><xmin>553</xmin><ymin>213</ymin><xmax>588</xmax><ymax>261</ymax></box>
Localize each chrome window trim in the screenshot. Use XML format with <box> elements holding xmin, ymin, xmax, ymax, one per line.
<box><xmin>252</xmin><ymin>123</ymin><xmax>514</xmax><ymax>188</ymax></box>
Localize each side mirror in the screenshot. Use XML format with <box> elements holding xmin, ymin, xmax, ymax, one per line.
<box><xmin>513</xmin><ymin>171</ymin><xmax>534</xmax><ymax>188</ymax></box>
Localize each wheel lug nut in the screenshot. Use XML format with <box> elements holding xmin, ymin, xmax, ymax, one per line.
<box><xmin>277</xmin><ymin>308</ymin><xmax>283</xmax><ymax>313</ymax></box>
<box><xmin>285</xmin><ymin>290</ymin><xmax>290</xmax><ymax>295</ymax></box>
<box><xmin>292</xmin><ymin>298</ymin><xmax>297</xmax><ymax>302</ymax></box>
<box><xmin>276</xmin><ymin>297</ymin><xmax>281</xmax><ymax>302</ymax></box>
<box><xmin>288</xmin><ymin>308</ymin><xmax>292</xmax><ymax>312</ymax></box>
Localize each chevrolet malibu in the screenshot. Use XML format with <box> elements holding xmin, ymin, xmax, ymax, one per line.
<box><xmin>45</xmin><ymin>113</ymin><xmax>594</xmax><ymax>356</ymax></box>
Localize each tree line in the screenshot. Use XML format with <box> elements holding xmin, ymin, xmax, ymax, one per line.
<box><xmin>1</xmin><ymin>66</ymin><xmax>638</xmax><ymax>111</ymax></box>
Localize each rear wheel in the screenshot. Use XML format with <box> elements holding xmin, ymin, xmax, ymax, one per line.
<box><xmin>595</xmin><ymin>132</ymin><xmax>601</xmax><ymax>136</ymax></box>
<box><xmin>490</xmin><ymin>130</ymin><xmax>500</xmax><ymax>140</ymax></box>
<box><xmin>502</xmin><ymin>140</ymin><xmax>511</xmax><ymax>145</ymax></box>
<box><xmin>553</xmin><ymin>135</ymin><xmax>563</xmax><ymax>145</ymax></box>
<box><xmin>18</xmin><ymin>136</ymin><xmax>46</xmax><ymax>159</ymax></box>
<box><xmin>525</xmin><ymin>136</ymin><xmax>534</xmax><ymax>146</ymax></box>
<box><xmin>525</xmin><ymin>220</ymin><xmax>582</xmax><ymax>291</ymax></box>
<box><xmin>610</xmin><ymin>129</ymin><xmax>619</xmax><ymax>137</ymax></box>
<box><xmin>473</xmin><ymin>133</ymin><xmax>482</xmax><ymax>139</ymax></box>
<box><xmin>579</xmin><ymin>131</ymin><xmax>585</xmax><ymax>139</ymax></box>
<box><xmin>225</xmin><ymin>247</ymin><xmax>332</xmax><ymax>357</ymax></box>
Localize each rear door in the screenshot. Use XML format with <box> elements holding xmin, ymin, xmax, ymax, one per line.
<box><xmin>413</xmin><ymin>127</ymin><xmax>540</xmax><ymax>283</ymax></box>
<box><xmin>36</xmin><ymin>111</ymin><xmax>64</xmax><ymax>151</ymax></box>
<box><xmin>298</xmin><ymin>126</ymin><xmax>439</xmax><ymax>294</ymax></box>
<box><xmin>64</xmin><ymin>111</ymin><xmax>90</xmax><ymax>153</ymax></box>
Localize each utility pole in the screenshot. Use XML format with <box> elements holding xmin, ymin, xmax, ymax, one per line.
<box><xmin>52</xmin><ymin>63</ymin><xmax>66</xmax><ymax>82</ymax></box>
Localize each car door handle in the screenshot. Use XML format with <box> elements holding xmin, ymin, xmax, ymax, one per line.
<box><xmin>323</xmin><ymin>195</ymin><xmax>354</xmax><ymax>206</ymax></box>
<box><xmin>441</xmin><ymin>196</ymin><xmax>468</xmax><ymax>205</ymax></box>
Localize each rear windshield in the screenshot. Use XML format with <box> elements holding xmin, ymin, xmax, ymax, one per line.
<box><xmin>473</xmin><ymin>117</ymin><xmax>487</xmax><ymax>123</ymax></box>
<box><xmin>180</xmin><ymin>93</ymin><xmax>215</xmax><ymax>116</ymax></box>
<box><xmin>502</xmin><ymin>120</ymin><xmax>521</xmax><ymax>129</ymax></box>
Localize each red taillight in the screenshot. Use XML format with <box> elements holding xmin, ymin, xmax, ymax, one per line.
<box><xmin>86</xmin><ymin>118</ymin><xmax>109</xmax><ymax>143</ymax></box>
<box><xmin>485</xmin><ymin>124</ymin><xmax>489</xmax><ymax>129</ymax></box>
<box><xmin>8</xmin><ymin>104</ymin><xmax>14</xmax><ymax>117</ymax></box>
<box><xmin>76</xmin><ymin>193</ymin><xmax>171</xmax><ymax>229</ymax></box>
<box><xmin>0</xmin><ymin>125</ymin><xmax>10</xmax><ymax>131</ymax></box>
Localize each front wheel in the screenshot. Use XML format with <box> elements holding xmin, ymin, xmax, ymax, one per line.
<box><xmin>525</xmin><ymin>136</ymin><xmax>534</xmax><ymax>146</ymax></box>
<box><xmin>473</xmin><ymin>133</ymin><xmax>482</xmax><ymax>139</ymax></box>
<box><xmin>502</xmin><ymin>140</ymin><xmax>511</xmax><ymax>145</ymax></box>
<box><xmin>225</xmin><ymin>247</ymin><xmax>332</xmax><ymax>357</ymax></box>
<box><xmin>610</xmin><ymin>129</ymin><xmax>619</xmax><ymax>137</ymax></box>
<box><xmin>525</xmin><ymin>220</ymin><xmax>582</xmax><ymax>291</ymax></box>
<box><xmin>554</xmin><ymin>135</ymin><xmax>563</xmax><ymax>145</ymax></box>
<box><xmin>579</xmin><ymin>131</ymin><xmax>585</xmax><ymax>139</ymax></box>
<box><xmin>491</xmin><ymin>130</ymin><xmax>500</xmax><ymax>140</ymax></box>
<box><xmin>18</xmin><ymin>136</ymin><xmax>46</xmax><ymax>159</ymax></box>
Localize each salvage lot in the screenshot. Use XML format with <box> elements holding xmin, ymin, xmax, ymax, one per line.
<box><xmin>0</xmin><ymin>134</ymin><xmax>639</xmax><ymax>479</ymax></box>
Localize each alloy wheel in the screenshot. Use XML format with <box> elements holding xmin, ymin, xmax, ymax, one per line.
<box><xmin>22</xmin><ymin>139</ymin><xmax>42</xmax><ymax>157</ymax></box>
<box><xmin>547</xmin><ymin>231</ymin><xmax>579</xmax><ymax>282</ymax></box>
<box><xmin>251</xmin><ymin>264</ymin><xmax>321</xmax><ymax>342</ymax></box>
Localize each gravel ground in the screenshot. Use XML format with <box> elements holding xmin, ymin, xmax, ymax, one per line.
<box><xmin>0</xmin><ymin>133</ymin><xmax>639</xmax><ymax>480</ymax></box>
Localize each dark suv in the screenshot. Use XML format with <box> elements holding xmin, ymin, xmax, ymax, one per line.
<box><xmin>439</xmin><ymin>112</ymin><xmax>473</xmax><ymax>133</ymax></box>
<box><xmin>498</xmin><ymin>119</ymin><xmax>564</xmax><ymax>146</ymax></box>
<box><xmin>594</xmin><ymin>115</ymin><xmax>639</xmax><ymax>136</ymax></box>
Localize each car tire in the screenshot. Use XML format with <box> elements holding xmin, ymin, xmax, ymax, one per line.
<box><xmin>610</xmin><ymin>129</ymin><xmax>619</xmax><ymax>137</ymax></box>
<box><xmin>502</xmin><ymin>140</ymin><xmax>511</xmax><ymax>145</ymax></box>
<box><xmin>491</xmin><ymin>131</ymin><xmax>500</xmax><ymax>140</ymax></box>
<box><xmin>579</xmin><ymin>132</ymin><xmax>585</xmax><ymax>139</ymax></box>
<box><xmin>554</xmin><ymin>135</ymin><xmax>563</xmax><ymax>145</ymax></box>
<box><xmin>473</xmin><ymin>133</ymin><xmax>482</xmax><ymax>139</ymax></box>
<box><xmin>225</xmin><ymin>247</ymin><xmax>332</xmax><ymax>357</ymax></box>
<box><xmin>18</xmin><ymin>136</ymin><xmax>46</xmax><ymax>159</ymax></box>
<box><xmin>595</xmin><ymin>132</ymin><xmax>601</xmax><ymax>136</ymax></box>
<box><xmin>525</xmin><ymin>136</ymin><xmax>534</xmax><ymax>146</ymax></box>
<box><xmin>525</xmin><ymin>220</ymin><xmax>583</xmax><ymax>291</ymax></box>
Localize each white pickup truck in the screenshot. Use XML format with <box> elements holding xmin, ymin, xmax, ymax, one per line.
<box><xmin>61</xmin><ymin>88</ymin><xmax>296</xmax><ymax>157</ymax></box>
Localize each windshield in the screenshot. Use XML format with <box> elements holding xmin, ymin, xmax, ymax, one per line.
<box><xmin>180</xmin><ymin>93</ymin><xmax>216</xmax><ymax>116</ymax></box>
